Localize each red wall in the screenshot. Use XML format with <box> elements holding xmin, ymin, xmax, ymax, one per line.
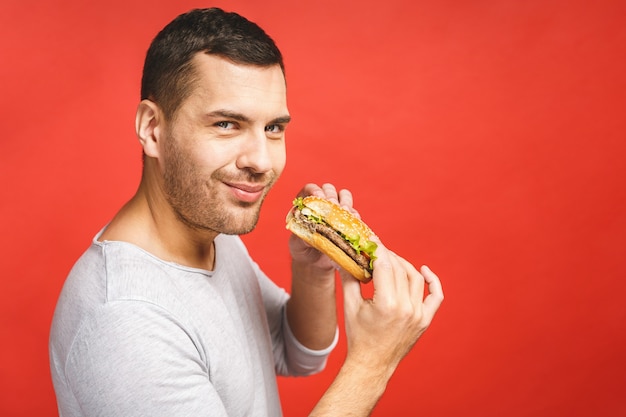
<box><xmin>1</xmin><ymin>0</ymin><xmax>625</xmax><ymax>415</ymax></box>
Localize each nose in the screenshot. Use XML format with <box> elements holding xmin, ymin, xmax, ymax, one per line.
<box><xmin>236</xmin><ymin>130</ymin><xmax>274</xmax><ymax>174</ymax></box>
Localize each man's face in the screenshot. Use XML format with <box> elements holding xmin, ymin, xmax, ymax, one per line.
<box><xmin>160</xmin><ymin>54</ymin><xmax>289</xmax><ymax>235</ymax></box>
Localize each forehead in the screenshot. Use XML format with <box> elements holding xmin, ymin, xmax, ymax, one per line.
<box><xmin>186</xmin><ymin>53</ymin><xmax>288</xmax><ymax>116</ymax></box>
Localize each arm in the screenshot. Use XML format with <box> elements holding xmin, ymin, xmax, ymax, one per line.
<box><xmin>310</xmin><ymin>236</ymin><xmax>445</xmax><ymax>416</ymax></box>
<box><xmin>286</xmin><ymin>256</ymin><xmax>337</xmax><ymax>349</ymax></box>
<box><xmin>285</xmin><ymin>183</ymin><xmax>353</xmax><ymax>350</ymax></box>
<box><xmin>284</xmin><ymin>183</ymin><xmax>444</xmax><ymax>415</ymax></box>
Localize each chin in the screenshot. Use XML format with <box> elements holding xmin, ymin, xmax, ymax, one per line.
<box><xmin>220</xmin><ymin>224</ymin><xmax>257</xmax><ymax>236</ymax></box>
<box><xmin>218</xmin><ymin>220</ymin><xmax>259</xmax><ymax>236</ymax></box>
<box><xmin>216</xmin><ymin>205</ymin><xmax>262</xmax><ymax>236</ymax></box>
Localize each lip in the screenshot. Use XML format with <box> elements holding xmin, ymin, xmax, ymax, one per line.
<box><xmin>224</xmin><ymin>181</ymin><xmax>266</xmax><ymax>203</ymax></box>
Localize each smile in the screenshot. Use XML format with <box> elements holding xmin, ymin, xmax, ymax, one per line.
<box><xmin>224</xmin><ymin>181</ymin><xmax>266</xmax><ymax>203</ymax></box>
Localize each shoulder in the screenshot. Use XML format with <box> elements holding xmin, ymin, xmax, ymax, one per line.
<box><xmin>100</xmin><ymin>241</ymin><xmax>187</xmax><ymax>301</ymax></box>
<box><xmin>55</xmin><ymin>239</ymin><xmax>201</xmax><ymax>331</ymax></box>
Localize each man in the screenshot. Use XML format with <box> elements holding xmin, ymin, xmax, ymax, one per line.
<box><xmin>49</xmin><ymin>8</ymin><xmax>443</xmax><ymax>416</ymax></box>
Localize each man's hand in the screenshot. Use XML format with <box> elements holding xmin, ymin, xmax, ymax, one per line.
<box><xmin>310</xmin><ymin>238</ymin><xmax>444</xmax><ymax>416</ymax></box>
<box><xmin>341</xmin><ymin>239</ymin><xmax>444</xmax><ymax>371</ymax></box>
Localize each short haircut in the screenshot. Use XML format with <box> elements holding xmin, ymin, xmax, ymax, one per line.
<box><xmin>140</xmin><ymin>8</ymin><xmax>284</xmax><ymax>120</ymax></box>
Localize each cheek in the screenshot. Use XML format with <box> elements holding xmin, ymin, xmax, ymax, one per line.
<box><xmin>197</xmin><ymin>144</ymin><xmax>234</xmax><ymax>174</ymax></box>
<box><xmin>271</xmin><ymin>142</ymin><xmax>287</xmax><ymax>173</ymax></box>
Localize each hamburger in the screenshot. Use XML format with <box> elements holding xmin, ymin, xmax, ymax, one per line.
<box><xmin>286</xmin><ymin>196</ymin><xmax>378</xmax><ymax>283</ymax></box>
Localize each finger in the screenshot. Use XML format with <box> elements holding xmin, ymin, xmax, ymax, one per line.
<box><xmin>299</xmin><ymin>183</ymin><xmax>324</xmax><ymax>198</ymax></box>
<box><xmin>321</xmin><ymin>183</ymin><xmax>339</xmax><ymax>204</ymax></box>
<box><xmin>337</xmin><ymin>188</ymin><xmax>355</xmax><ymax>212</ymax></box>
<box><xmin>420</xmin><ymin>265</ymin><xmax>444</xmax><ymax>317</ymax></box>
<box><xmin>369</xmin><ymin>238</ymin><xmax>398</xmax><ymax>303</ymax></box>
<box><xmin>340</xmin><ymin>191</ymin><xmax>361</xmax><ymax>219</ymax></box>
<box><xmin>395</xmin><ymin>254</ymin><xmax>422</xmax><ymax>304</ymax></box>
<box><xmin>380</xmin><ymin>249</ymin><xmax>409</xmax><ymax>303</ymax></box>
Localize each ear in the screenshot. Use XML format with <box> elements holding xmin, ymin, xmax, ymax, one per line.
<box><xmin>135</xmin><ymin>99</ymin><xmax>163</xmax><ymax>158</ymax></box>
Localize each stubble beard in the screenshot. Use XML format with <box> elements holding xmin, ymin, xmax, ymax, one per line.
<box><xmin>162</xmin><ymin>140</ymin><xmax>278</xmax><ymax>236</ymax></box>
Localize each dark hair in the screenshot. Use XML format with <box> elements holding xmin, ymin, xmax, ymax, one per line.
<box><xmin>140</xmin><ymin>8</ymin><xmax>284</xmax><ymax>119</ymax></box>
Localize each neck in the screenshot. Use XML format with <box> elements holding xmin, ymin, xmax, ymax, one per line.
<box><xmin>99</xmin><ymin>173</ymin><xmax>218</xmax><ymax>271</ymax></box>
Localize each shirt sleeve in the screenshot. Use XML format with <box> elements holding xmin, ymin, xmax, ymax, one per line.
<box><xmin>280</xmin><ymin>306</ymin><xmax>339</xmax><ymax>375</ymax></box>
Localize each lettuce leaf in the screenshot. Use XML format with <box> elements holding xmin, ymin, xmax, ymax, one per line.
<box><xmin>346</xmin><ymin>234</ymin><xmax>378</xmax><ymax>269</ymax></box>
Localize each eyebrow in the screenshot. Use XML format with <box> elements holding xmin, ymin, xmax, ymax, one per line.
<box><xmin>270</xmin><ymin>115</ymin><xmax>292</xmax><ymax>125</ymax></box>
<box><xmin>207</xmin><ymin>110</ymin><xmax>291</xmax><ymax>125</ymax></box>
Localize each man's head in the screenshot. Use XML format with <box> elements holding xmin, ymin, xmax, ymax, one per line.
<box><xmin>136</xmin><ymin>8</ymin><xmax>289</xmax><ymax>237</ymax></box>
<box><xmin>141</xmin><ymin>8</ymin><xmax>284</xmax><ymax>121</ymax></box>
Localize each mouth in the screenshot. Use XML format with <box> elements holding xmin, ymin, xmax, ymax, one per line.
<box><xmin>224</xmin><ymin>181</ymin><xmax>267</xmax><ymax>203</ymax></box>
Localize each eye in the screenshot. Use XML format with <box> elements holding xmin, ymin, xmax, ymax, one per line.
<box><xmin>215</xmin><ymin>121</ymin><xmax>236</xmax><ymax>130</ymax></box>
<box><xmin>265</xmin><ymin>124</ymin><xmax>285</xmax><ymax>134</ymax></box>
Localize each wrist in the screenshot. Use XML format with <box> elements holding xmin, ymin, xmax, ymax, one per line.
<box><xmin>291</xmin><ymin>259</ymin><xmax>336</xmax><ymax>286</ymax></box>
<box><xmin>343</xmin><ymin>351</ymin><xmax>396</xmax><ymax>387</ymax></box>
<box><xmin>310</xmin><ymin>354</ymin><xmax>392</xmax><ymax>417</ymax></box>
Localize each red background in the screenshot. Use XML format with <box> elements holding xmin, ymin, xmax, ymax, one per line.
<box><xmin>1</xmin><ymin>0</ymin><xmax>625</xmax><ymax>416</ymax></box>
